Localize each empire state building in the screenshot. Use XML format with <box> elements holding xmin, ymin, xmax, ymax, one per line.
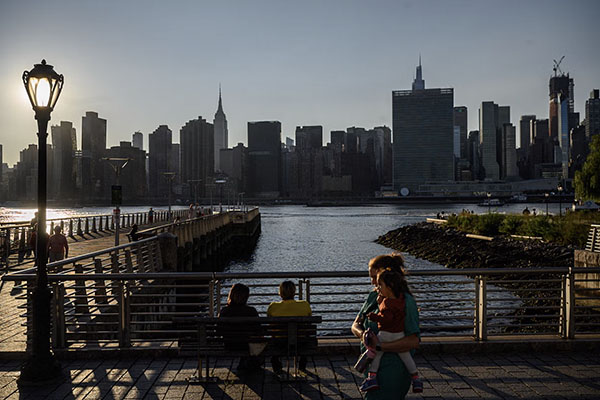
<box><xmin>213</xmin><ymin>86</ymin><xmax>228</xmax><ymax>172</ymax></box>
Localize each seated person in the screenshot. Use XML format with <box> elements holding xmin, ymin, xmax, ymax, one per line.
<box><xmin>267</xmin><ymin>280</ymin><xmax>312</xmax><ymax>373</ymax></box>
<box><xmin>128</xmin><ymin>224</ymin><xmax>139</xmax><ymax>241</ymax></box>
<box><xmin>219</xmin><ymin>283</ymin><xmax>263</xmax><ymax>370</ymax></box>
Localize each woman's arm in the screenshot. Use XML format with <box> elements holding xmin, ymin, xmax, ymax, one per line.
<box><xmin>351</xmin><ymin>313</ymin><xmax>365</xmax><ymax>339</ymax></box>
<box><xmin>379</xmin><ymin>333</ymin><xmax>419</xmax><ymax>353</ymax></box>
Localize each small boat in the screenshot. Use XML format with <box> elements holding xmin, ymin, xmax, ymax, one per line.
<box><xmin>510</xmin><ymin>194</ymin><xmax>528</xmax><ymax>203</ymax></box>
<box><xmin>478</xmin><ymin>198</ymin><xmax>505</xmax><ymax>207</ymax></box>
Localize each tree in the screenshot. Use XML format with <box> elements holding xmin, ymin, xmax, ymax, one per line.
<box><xmin>575</xmin><ymin>135</ymin><xmax>600</xmax><ymax>202</ymax></box>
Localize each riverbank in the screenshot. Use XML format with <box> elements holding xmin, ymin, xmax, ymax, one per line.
<box><xmin>376</xmin><ymin>221</ymin><xmax>574</xmax><ymax>269</ymax></box>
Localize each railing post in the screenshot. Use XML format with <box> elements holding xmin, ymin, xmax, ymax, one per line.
<box><xmin>209</xmin><ymin>279</ymin><xmax>215</xmax><ymax>317</ymax></box>
<box><xmin>77</xmin><ymin>218</ymin><xmax>83</xmax><ymax>236</ymax></box>
<box><xmin>118</xmin><ymin>281</ymin><xmax>131</xmax><ymax>348</ymax></box>
<box><xmin>216</xmin><ymin>280</ymin><xmax>222</xmax><ymax>316</ymax></box>
<box><xmin>52</xmin><ymin>282</ymin><xmax>66</xmax><ymax>349</ymax></box>
<box><xmin>298</xmin><ymin>279</ymin><xmax>304</xmax><ymax>301</ymax></box>
<box><xmin>85</xmin><ymin>217</ymin><xmax>90</xmax><ymax>235</ymax></box>
<box><xmin>561</xmin><ymin>268</ymin><xmax>575</xmax><ymax>339</ymax></box>
<box><xmin>474</xmin><ymin>276</ymin><xmax>487</xmax><ymax>341</ymax></box>
<box><xmin>69</xmin><ymin>219</ymin><xmax>74</xmax><ymax>238</ymax></box>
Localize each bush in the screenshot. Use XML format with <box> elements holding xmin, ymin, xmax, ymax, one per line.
<box><xmin>499</xmin><ymin>215</ymin><xmax>523</xmax><ymax>235</ymax></box>
<box><xmin>474</xmin><ymin>213</ymin><xmax>505</xmax><ymax>236</ymax></box>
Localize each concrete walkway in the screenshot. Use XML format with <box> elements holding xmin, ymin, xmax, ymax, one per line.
<box><xmin>1</xmin><ymin>351</ymin><xmax>599</xmax><ymax>399</ymax></box>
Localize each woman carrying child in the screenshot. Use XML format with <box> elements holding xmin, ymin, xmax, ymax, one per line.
<box><xmin>351</xmin><ymin>254</ymin><xmax>422</xmax><ymax>399</ymax></box>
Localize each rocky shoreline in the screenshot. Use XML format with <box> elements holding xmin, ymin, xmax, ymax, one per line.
<box><xmin>376</xmin><ymin>222</ymin><xmax>574</xmax><ymax>270</ymax></box>
<box><xmin>376</xmin><ymin>222</ymin><xmax>584</xmax><ymax>333</ymax></box>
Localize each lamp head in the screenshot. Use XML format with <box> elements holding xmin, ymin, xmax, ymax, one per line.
<box><xmin>22</xmin><ymin>59</ymin><xmax>64</xmax><ymax>116</ymax></box>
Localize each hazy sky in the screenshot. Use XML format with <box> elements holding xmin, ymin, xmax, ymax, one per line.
<box><xmin>1</xmin><ymin>0</ymin><xmax>599</xmax><ymax>166</ymax></box>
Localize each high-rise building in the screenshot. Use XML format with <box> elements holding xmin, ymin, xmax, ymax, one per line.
<box><xmin>220</xmin><ymin>143</ymin><xmax>247</xmax><ymax>193</ymax></box>
<box><xmin>502</xmin><ymin>124</ymin><xmax>518</xmax><ymax>179</ymax></box>
<box><xmin>519</xmin><ymin>115</ymin><xmax>536</xmax><ymax>150</ymax></box>
<box><xmin>51</xmin><ymin>121</ymin><xmax>77</xmax><ymax>199</ymax></box>
<box><xmin>295</xmin><ymin>126</ymin><xmax>323</xmax><ymax>198</ymax></box>
<box><xmin>247</xmin><ymin>121</ymin><xmax>281</xmax><ymax>197</ymax></box>
<box><xmin>549</xmin><ymin>74</ymin><xmax>574</xmax><ymax>140</ymax></box>
<box><xmin>148</xmin><ymin>125</ymin><xmax>172</xmax><ymax>198</ymax></box>
<box><xmin>81</xmin><ymin>111</ymin><xmax>107</xmax><ymax>199</ymax></box>
<box><xmin>180</xmin><ymin>117</ymin><xmax>213</xmax><ymax>197</ymax></box>
<box><xmin>412</xmin><ymin>56</ymin><xmax>425</xmax><ymax>91</ymax></box>
<box><xmin>586</xmin><ymin>89</ymin><xmax>600</xmax><ymax>139</ymax></box>
<box><xmin>453</xmin><ymin>106</ymin><xmax>468</xmax><ymax>158</ymax></box>
<box><xmin>295</xmin><ymin>126</ymin><xmax>322</xmax><ymax>151</ymax></box>
<box><xmin>393</xmin><ymin>62</ymin><xmax>454</xmax><ymax>194</ymax></box>
<box><xmin>467</xmin><ymin>131</ymin><xmax>480</xmax><ymax>180</ymax></box>
<box><xmin>132</xmin><ymin>131</ymin><xmax>143</xmax><ymax>150</ymax></box>
<box><xmin>213</xmin><ymin>87</ymin><xmax>228</xmax><ymax>172</ymax></box>
<box><xmin>557</xmin><ymin>93</ymin><xmax>570</xmax><ymax>179</ymax></box>
<box><xmin>479</xmin><ymin>102</ymin><xmax>510</xmax><ymax>180</ymax></box>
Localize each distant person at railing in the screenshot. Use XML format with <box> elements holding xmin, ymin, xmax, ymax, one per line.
<box><xmin>148</xmin><ymin>207</ymin><xmax>154</xmax><ymax>223</ymax></box>
<box><xmin>129</xmin><ymin>224</ymin><xmax>139</xmax><ymax>241</ymax></box>
<box><xmin>351</xmin><ymin>254</ymin><xmax>421</xmax><ymax>400</ymax></box>
<box><xmin>48</xmin><ymin>226</ymin><xmax>68</xmax><ymax>263</ymax></box>
<box><xmin>219</xmin><ymin>283</ymin><xmax>263</xmax><ymax>370</ymax></box>
<box><xmin>188</xmin><ymin>204</ymin><xmax>194</xmax><ymax>220</ymax></box>
<box><xmin>267</xmin><ymin>280</ymin><xmax>312</xmax><ymax>374</ymax></box>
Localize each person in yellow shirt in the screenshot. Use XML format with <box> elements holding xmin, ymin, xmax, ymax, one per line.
<box><xmin>267</xmin><ymin>280</ymin><xmax>312</xmax><ymax>373</ymax></box>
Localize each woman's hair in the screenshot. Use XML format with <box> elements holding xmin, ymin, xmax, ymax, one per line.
<box><xmin>369</xmin><ymin>253</ymin><xmax>411</xmax><ymax>295</ymax></box>
<box><xmin>227</xmin><ymin>283</ymin><xmax>250</xmax><ymax>306</ymax></box>
<box><xmin>279</xmin><ymin>280</ymin><xmax>296</xmax><ymax>300</ymax></box>
<box><xmin>377</xmin><ymin>269</ymin><xmax>409</xmax><ymax>298</ymax></box>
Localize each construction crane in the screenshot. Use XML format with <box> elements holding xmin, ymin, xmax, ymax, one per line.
<box><xmin>553</xmin><ymin>56</ymin><xmax>565</xmax><ymax>76</ymax></box>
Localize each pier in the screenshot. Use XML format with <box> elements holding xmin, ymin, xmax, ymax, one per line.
<box><xmin>1</xmin><ymin>209</ymin><xmax>600</xmax><ymax>398</ymax></box>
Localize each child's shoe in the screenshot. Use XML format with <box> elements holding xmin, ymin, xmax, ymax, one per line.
<box><xmin>411</xmin><ymin>376</ymin><xmax>423</xmax><ymax>393</ymax></box>
<box><xmin>359</xmin><ymin>375</ymin><xmax>379</xmax><ymax>392</ymax></box>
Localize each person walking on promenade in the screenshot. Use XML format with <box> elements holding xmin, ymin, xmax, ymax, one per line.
<box><xmin>267</xmin><ymin>280</ymin><xmax>312</xmax><ymax>374</ymax></box>
<box><xmin>351</xmin><ymin>254</ymin><xmax>421</xmax><ymax>400</ymax></box>
<box><xmin>357</xmin><ymin>269</ymin><xmax>423</xmax><ymax>393</ymax></box>
<box><xmin>47</xmin><ymin>226</ymin><xmax>68</xmax><ymax>263</ymax></box>
<box><xmin>219</xmin><ymin>283</ymin><xmax>263</xmax><ymax>370</ymax></box>
<box><xmin>148</xmin><ymin>207</ymin><xmax>154</xmax><ymax>223</ymax></box>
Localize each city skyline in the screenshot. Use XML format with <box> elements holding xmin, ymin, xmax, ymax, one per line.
<box><xmin>1</xmin><ymin>0</ymin><xmax>599</xmax><ymax>166</ymax></box>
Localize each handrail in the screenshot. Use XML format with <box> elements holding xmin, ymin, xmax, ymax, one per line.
<box><xmin>5</xmin><ymin>267</ymin><xmax>600</xmax><ymax>281</ymax></box>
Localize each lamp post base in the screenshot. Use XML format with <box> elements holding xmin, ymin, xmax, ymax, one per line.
<box><xmin>18</xmin><ymin>354</ymin><xmax>62</xmax><ymax>386</ymax></box>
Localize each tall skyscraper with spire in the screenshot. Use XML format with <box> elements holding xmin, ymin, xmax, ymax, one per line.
<box><xmin>213</xmin><ymin>85</ymin><xmax>228</xmax><ymax>172</ymax></box>
<box><xmin>412</xmin><ymin>55</ymin><xmax>425</xmax><ymax>91</ymax></box>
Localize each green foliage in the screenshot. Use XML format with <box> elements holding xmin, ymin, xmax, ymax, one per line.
<box><xmin>575</xmin><ymin>135</ymin><xmax>600</xmax><ymax>202</ymax></box>
<box><xmin>446</xmin><ymin>211</ymin><xmax>600</xmax><ymax>248</ymax></box>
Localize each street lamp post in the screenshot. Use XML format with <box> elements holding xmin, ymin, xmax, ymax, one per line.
<box><xmin>215</xmin><ymin>179</ymin><xmax>226</xmax><ymax>213</ymax></box>
<box><xmin>486</xmin><ymin>192</ymin><xmax>491</xmax><ymax>214</ymax></box>
<box><xmin>545</xmin><ymin>193</ymin><xmax>549</xmax><ymax>216</ymax></box>
<box><xmin>188</xmin><ymin>179</ymin><xmax>202</xmax><ymax>206</ymax></box>
<box><xmin>20</xmin><ymin>60</ymin><xmax>64</xmax><ymax>384</ymax></box>
<box><xmin>163</xmin><ymin>172</ymin><xmax>176</xmax><ymax>220</ymax></box>
<box><xmin>103</xmin><ymin>158</ymin><xmax>130</xmax><ymax>246</ymax></box>
<box><xmin>558</xmin><ymin>185</ymin><xmax>564</xmax><ymax>217</ymax></box>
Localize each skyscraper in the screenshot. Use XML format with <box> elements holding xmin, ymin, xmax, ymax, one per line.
<box><xmin>148</xmin><ymin>125</ymin><xmax>172</xmax><ymax>198</ymax></box>
<box><xmin>393</xmin><ymin>61</ymin><xmax>454</xmax><ymax>194</ymax></box>
<box><xmin>51</xmin><ymin>121</ymin><xmax>77</xmax><ymax>199</ymax></box>
<box><xmin>502</xmin><ymin>124</ymin><xmax>518</xmax><ymax>179</ymax></box>
<box><xmin>479</xmin><ymin>102</ymin><xmax>510</xmax><ymax>181</ymax></box>
<box><xmin>549</xmin><ymin>73</ymin><xmax>574</xmax><ymax>140</ymax></box>
<box><xmin>519</xmin><ymin>115</ymin><xmax>536</xmax><ymax>150</ymax></box>
<box><xmin>81</xmin><ymin>111</ymin><xmax>107</xmax><ymax>199</ymax></box>
<box><xmin>213</xmin><ymin>86</ymin><xmax>228</xmax><ymax>172</ymax></box>
<box><xmin>180</xmin><ymin>116</ymin><xmax>213</xmax><ymax>197</ymax></box>
<box><xmin>453</xmin><ymin>106</ymin><xmax>468</xmax><ymax>158</ymax></box>
<box><xmin>586</xmin><ymin>89</ymin><xmax>600</xmax><ymax>140</ymax></box>
<box><xmin>247</xmin><ymin>121</ymin><xmax>281</xmax><ymax>197</ymax></box>
<box><xmin>132</xmin><ymin>131</ymin><xmax>143</xmax><ymax>150</ymax></box>
<box><xmin>412</xmin><ymin>56</ymin><xmax>425</xmax><ymax>91</ymax></box>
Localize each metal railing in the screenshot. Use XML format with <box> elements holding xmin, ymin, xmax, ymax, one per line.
<box><xmin>4</xmin><ymin>264</ymin><xmax>600</xmax><ymax>351</ymax></box>
<box><xmin>0</xmin><ymin>209</ymin><xmax>187</xmax><ymax>271</ymax></box>
<box><xmin>587</xmin><ymin>224</ymin><xmax>600</xmax><ymax>253</ymax></box>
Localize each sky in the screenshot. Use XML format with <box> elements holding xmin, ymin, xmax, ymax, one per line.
<box><xmin>1</xmin><ymin>0</ymin><xmax>599</xmax><ymax>166</ymax></box>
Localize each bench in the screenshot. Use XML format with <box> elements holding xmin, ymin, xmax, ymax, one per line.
<box><xmin>177</xmin><ymin>316</ymin><xmax>322</xmax><ymax>382</ymax></box>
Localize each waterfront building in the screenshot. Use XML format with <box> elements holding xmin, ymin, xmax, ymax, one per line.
<box><xmin>148</xmin><ymin>125</ymin><xmax>173</xmax><ymax>199</ymax></box>
<box><xmin>454</xmin><ymin>106</ymin><xmax>468</xmax><ymax>158</ymax></box>
<box><xmin>213</xmin><ymin>87</ymin><xmax>228</xmax><ymax>172</ymax></box>
<box><xmin>479</xmin><ymin>102</ymin><xmax>510</xmax><ymax>181</ymax></box>
<box><xmin>104</xmin><ymin>142</ymin><xmax>148</xmax><ymax>200</ymax></box>
<box><xmin>467</xmin><ymin>130</ymin><xmax>481</xmax><ymax>180</ymax></box>
<box><xmin>586</xmin><ymin>89</ymin><xmax>600</xmax><ymax>139</ymax></box>
<box><xmin>220</xmin><ymin>143</ymin><xmax>247</xmax><ymax>194</ymax></box>
<box><xmin>519</xmin><ymin>115</ymin><xmax>536</xmax><ymax>150</ymax></box>
<box><xmin>180</xmin><ymin>117</ymin><xmax>213</xmax><ymax>198</ymax></box>
<box><xmin>295</xmin><ymin>126</ymin><xmax>323</xmax><ymax>198</ymax></box>
<box><xmin>393</xmin><ymin>61</ymin><xmax>454</xmax><ymax>194</ymax></box>
<box><xmin>81</xmin><ymin>111</ymin><xmax>107</xmax><ymax>200</ymax></box>
<box><xmin>502</xmin><ymin>123</ymin><xmax>518</xmax><ymax>180</ymax></box>
<box><xmin>50</xmin><ymin>121</ymin><xmax>77</xmax><ymax>200</ymax></box>
<box><xmin>132</xmin><ymin>131</ymin><xmax>143</xmax><ymax>150</ymax></box>
<box><xmin>549</xmin><ymin>74</ymin><xmax>574</xmax><ymax>140</ymax></box>
<box><xmin>247</xmin><ymin>121</ymin><xmax>281</xmax><ymax>198</ymax></box>
<box><xmin>570</xmin><ymin>124</ymin><xmax>587</xmax><ymax>177</ymax></box>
